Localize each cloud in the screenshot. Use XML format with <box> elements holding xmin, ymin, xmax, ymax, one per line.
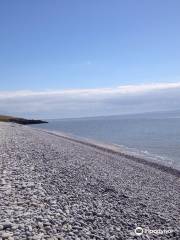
<box><xmin>0</xmin><ymin>82</ymin><xmax>180</xmax><ymax>118</ymax></box>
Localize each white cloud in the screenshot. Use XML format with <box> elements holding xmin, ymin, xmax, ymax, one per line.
<box><xmin>1</xmin><ymin>82</ymin><xmax>180</xmax><ymax>98</ymax></box>
<box><xmin>0</xmin><ymin>82</ymin><xmax>180</xmax><ymax>118</ymax></box>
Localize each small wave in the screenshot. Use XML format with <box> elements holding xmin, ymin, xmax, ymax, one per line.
<box><xmin>113</xmin><ymin>143</ymin><xmax>175</xmax><ymax>168</ymax></box>
<box><xmin>36</xmin><ymin>128</ymin><xmax>178</xmax><ymax>170</ymax></box>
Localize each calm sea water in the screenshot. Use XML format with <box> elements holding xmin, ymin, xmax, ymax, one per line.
<box><xmin>34</xmin><ymin>111</ymin><xmax>180</xmax><ymax>170</ymax></box>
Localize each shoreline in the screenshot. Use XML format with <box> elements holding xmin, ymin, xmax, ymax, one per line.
<box><xmin>34</xmin><ymin>127</ymin><xmax>180</xmax><ymax>177</ymax></box>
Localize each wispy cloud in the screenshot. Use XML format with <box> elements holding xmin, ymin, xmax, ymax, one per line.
<box><xmin>0</xmin><ymin>82</ymin><xmax>180</xmax><ymax>118</ymax></box>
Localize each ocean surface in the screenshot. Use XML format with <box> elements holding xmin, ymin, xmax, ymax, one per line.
<box><xmin>33</xmin><ymin>111</ymin><xmax>180</xmax><ymax>170</ymax></box>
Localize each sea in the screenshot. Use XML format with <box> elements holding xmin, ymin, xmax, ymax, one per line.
<box><xmin>33</xmin><ymin>110</ymin><xmax>180</xmax><ymax>170</ymax></box>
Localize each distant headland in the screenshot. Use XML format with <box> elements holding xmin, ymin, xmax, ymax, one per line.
<box><xmin>0</xmin><ymin>115</ymin><xmax>48</xmax><ymax>125</ymax></box>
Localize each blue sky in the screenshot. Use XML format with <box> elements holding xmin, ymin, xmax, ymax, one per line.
<box><xmin>0</xmin><ymin>0</ymin><xmax>180</xmax><ymax>117</ymax></box>
<box><xmin>1</xmin><ymin>0</ymin><xmax>180</xmax><ymax>90</ymax></box>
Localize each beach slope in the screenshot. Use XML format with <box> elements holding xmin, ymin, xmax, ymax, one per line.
<box><xmin>0</xmin><ymin>123</ymin><xmax>179</xmax><ymax>239</ymax></box>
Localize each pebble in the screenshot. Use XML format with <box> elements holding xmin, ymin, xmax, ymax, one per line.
<box><xmin>0</xmin><ymin>123</ymin><xmax>179</xmax><ymax>240</ymax></box>
<box><xmin>1</xmin><ymin>232</ymin><xmax>13</xmax><ymax>239</ymax></box>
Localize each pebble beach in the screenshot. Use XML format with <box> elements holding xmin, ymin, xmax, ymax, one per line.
<box><xmin>0</xmin><ymin>122</ymin><xmax>179</xmax><ymax>240</ymax></box>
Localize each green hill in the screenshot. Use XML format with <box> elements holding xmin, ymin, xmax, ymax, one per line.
<box><xmin>0</xmin><ymin>115</ymin><xmax>48</xmax><ymax>125</ymax></box>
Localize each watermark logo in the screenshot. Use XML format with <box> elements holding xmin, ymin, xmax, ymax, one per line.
<box><xmin>132</xmin><ymin>227</ymin><xmax>174</xmax><ymax>236</ymax></box>
<box><xmin>134</xmin><ymin>227</ymin><xmax>143</xmax><ymax>236</ymax></box>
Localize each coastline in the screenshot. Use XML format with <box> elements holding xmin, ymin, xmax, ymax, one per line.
<box><xmin>34</xmin><ymin>127</ymin><xmax>180</xmax><ymax>177</ymax></box>
<box><xmin>0</xmin><ymin>122</ymin><xmax>179</xmax><ymax>239</ymax></box>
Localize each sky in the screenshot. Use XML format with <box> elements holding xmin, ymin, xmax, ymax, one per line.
<box><xmin>0</xmin><ymin>0</ymin><xmax>180</xmax><ymax>118</ymax></box>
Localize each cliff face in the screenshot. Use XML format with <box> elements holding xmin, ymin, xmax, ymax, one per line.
<box><xmin>0</xmin><ymin>115</ymin><xmax>48</xmax><ymax>125</ymax></box>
